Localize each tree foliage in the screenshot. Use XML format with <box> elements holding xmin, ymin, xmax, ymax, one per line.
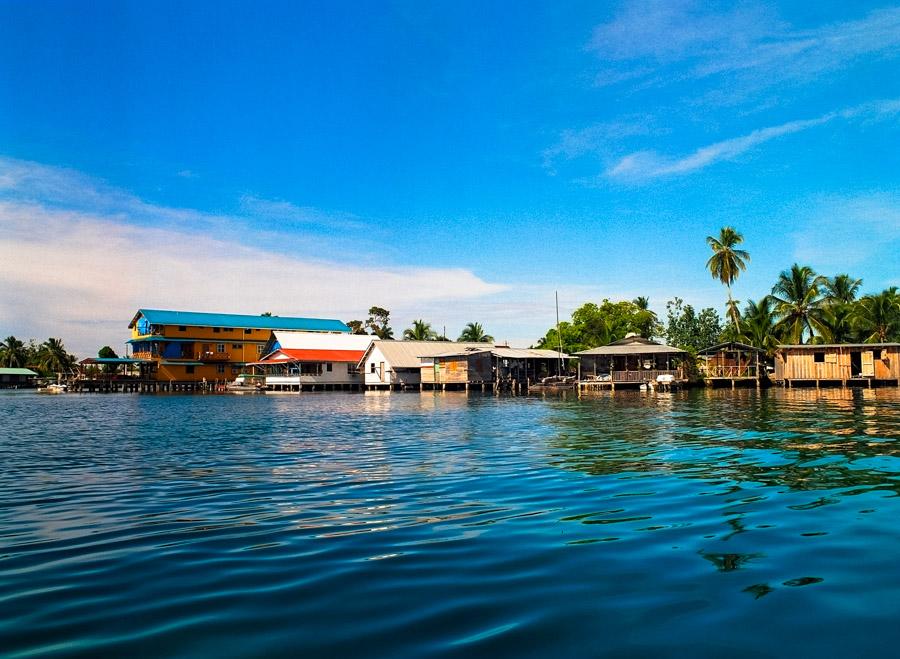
<box><xmin>706</xmin><ymin>226</ymin><xmax>750</xmax><ymax>329</ymax></box>
<box><xmin>345</xmin><ymin>320</ymin><xmax>368</xmax><ymax>335</ymax></box>
<box><xmin>366</xmin><ymin>306</ymin><xmax>394</xmax><ymax>339</ymax></box>
<box><xmin>458</xmin><ymin>322</ymin><xmax>494</xmax><ymax>343</ymax></box>
<box><xmin>663</xmin><ymin>298</ymin><xmax>723</xmax><ymax>353</ymax></box>
<box><xmin>535</xmin><ymin>299</ymin><xmax>661</xmax><ymax>354</ymax></box>
<box><xmin>403</xmin><ymin>319</ymin><xmax>437</xmax><ymax>341</ymax></box>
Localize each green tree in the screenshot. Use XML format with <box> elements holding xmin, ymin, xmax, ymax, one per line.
<box><xmin>770</xmin><ymin>264</ymin><xmax>827</xmax><ymax>344</ymax></box>
<box><xmin>632</xmin><ymin>297</ymin><xmax>660</xmax><ymax>338</ymax></box>
<box><xmin>403</xmin><ymin>319</ymin><xmax>437</xmax><ymax>341</ymax></box>
<box><xmin>853</xmin><ymin>288</ymin><xmax>900</xmax><ymax>343</ymax></box>
<box><xmin>816</xmin><ymin>303</ymin><xmax>857</xmax><ymax>344</ymax></box>
<box><xmin>98</xmin><ymin>345</ymin><xmax>119</xmax><ymax>374</ymax></box>
<box><xmin>458</xmin><ymin>322</ymin><xmax>494</xmax><ymax>343</ymax></box>
<box><xmin>706</xmin><ymin>227</ymin><xmax>750</xmax><ymax>330</ymax></box>
<box><xmin>0</xmin><ymin>336</ymin><xmax>28</xmax><ymax>368</ymax></box>
<box><xmin>260</xmin><ymin>312</ymin><xmax>274</xmax><ymax>317</ymax></box>
<box><xmin>664</xmin><ymin>298</ymin><xmax>723</xmax><ymax>352</ymax></box>
<box><xmin>737</xmin><ymin>297</ymin><xmax>779</xmax><ymax>355</ymax></box>
<box><xmin>535</xmin><ymin>299</ymin><xmax>659</xmax><ymax>353</ymax></box>
<box><xmin>36</xmin><ymin>338</ymin><xmax>76</xmax><ymax>375</ymax></box>
<box><xmin>823</xmin><ymin>274</ymin><xmax>862</xmax><ymax>305</ymax></box>
<box><xmin>345</xmin><ymin>320</ymin><xmax>368</xmax><ymax>335</ymax></box>
<box><xmin>366</xmin><ymin>306</ymin><xmax>394</xmax><ymax>340</ymax></box>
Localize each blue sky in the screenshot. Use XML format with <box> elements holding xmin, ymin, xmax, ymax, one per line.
<box><xmin>1</xmin><ymin>1</ymin><xmax>899</xmax><ymax>353</ymax></box>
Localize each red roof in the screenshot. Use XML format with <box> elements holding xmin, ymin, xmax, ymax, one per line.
<box><xmin>257</xmin><ymin>348</ymin><xmax>366</xmax><ymax>363</ymax></box>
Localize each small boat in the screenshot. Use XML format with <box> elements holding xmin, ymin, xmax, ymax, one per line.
<box><xmin>225</xmin><ymin>374</ymin><xmax>266</xmax><ymax>394</ymax></box>
<box><xmin>37</xmin><ymin>383</ymin><xmax>67</xmax><ymax>394</ymax></box>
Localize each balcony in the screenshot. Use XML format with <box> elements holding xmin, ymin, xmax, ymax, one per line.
<box><xmin>197</xmin><ymin>351</ymin><xmax>230</xmax><ymax>362</ymax></box>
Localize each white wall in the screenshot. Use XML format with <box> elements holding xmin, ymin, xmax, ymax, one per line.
<box><xmin>360</xmin><ymin>344</ymin><xmax>422</xmax><ymax>387</ymax></box>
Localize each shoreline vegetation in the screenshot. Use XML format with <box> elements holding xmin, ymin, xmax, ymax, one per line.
<box><xmin>2</xmin><ymin>227</ymin><xmax>898</xmax><ymax>382</ymax></box>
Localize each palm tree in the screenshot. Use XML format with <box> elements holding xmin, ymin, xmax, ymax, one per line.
<box><xmin>403</xmin><ymin>319</ymin><xmax>437</xmax><ymax>341</ymax></box>
<box><xmin>632</xmin><ymin>297</ymin><xmax>658</xmax><ymax>338</ymax></box>
<box><xmin>36</xmin><ymin>338</ymin><xmax>75</xmax><ymax>375</ymax></box>
<box><xmin>737</xmin><ymin>297</ymin><xmax>779</xmax><ymax>355</ymax></box>
<box><xmin>816</xmin><ymin>303</ymin><xmax>857</xmax><ymax>344</ymax></box>
<box><xmin>706</xmin><ymin>227</ymin><xmax>750</xmax><ymax>330</ymax></box>
<box><xmin>853</xmin><ymin>288</ymin><xmax>900</xmax><ymax>343</ymax></box>
<box><xmin>823</xmin><ymin>274</ymin><xmax>862</xmax><ymax>305</ymax></box>
<box><xmin>458</xmin><ymin>322</ymin><xmax>494</xmax><ymax>343</ymax></box>
<box><xmin>770</xmin><ymin>264</ymin><xmax>827</xmax><ymax>344</ymax></box>
<box><xmin>0</xmin><ymin>336</ymin><xmax>28</xmax><ymax>368</ymax></box>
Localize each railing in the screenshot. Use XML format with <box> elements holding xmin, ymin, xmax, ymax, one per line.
<box><xmin>703</xmin><ymin>365</ymin><xmax>758</xmax><ymax>378</ymax></box>
<box><xmin>197</xmin><ymin>352</ymin><xmax>230</xmax><ymax>362</ymax></box>
<box><xmin>612</xmin><ymin>369</ymin><xmax>683</xmax><ymax>382</ymax></box>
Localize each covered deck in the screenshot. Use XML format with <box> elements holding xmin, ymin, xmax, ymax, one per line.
<box><xmin>697</xmin><ymin>341</ymin><xmax>766</xmax><ymax>388</ymax></box>
<box><xmin>575</xmin><ymin>336</ymin><xmax>686</xmax><ymax>390</ymax></box>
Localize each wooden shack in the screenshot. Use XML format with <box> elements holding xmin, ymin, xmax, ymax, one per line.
<box><xmin>774</xmin><ymin>343</ymin><xmax>900</xmax><ymax>387</ymax></box>
<box><xmin>697</xmin><ymin>341</ymin><xmax>766</xmax><ymax>388</ymax></box>
<box><xmin>421</xmin><ymin>347</ymin><xmax>570</xmax><ymax>392</ymax></box>
<box><xmin>575</xmin><ymin>335</ymin><xmax>686</xmax><ymax>390</ymax></box>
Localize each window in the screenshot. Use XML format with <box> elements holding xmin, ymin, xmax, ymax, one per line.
<box><xmin>213</xmin><ymin>327</ymin><xmax>221</xmax><ymax>333</ymax></box>
<box><xmin>347</xmin><ymin>364</ymin><xmax>355</xmax><ymax>374</ymax></box>
<box><xmin>186</xmin><ymin>365</ymin><xmax>195</xmax><ymax>374</ymax></box>
<box><xmin>370</xmin><ymin>363</ymin><xmax>376</xmax><ymax>373</ymax></box>
<box><xmin>217</xmin><ymin>364</ymin><xmax>225</xmax><ymax>374</ymax></box>
<box><xmin>232</xmin><ymin>343</ymin><xmax>241</xmax><ymax>350</ymax></box>
<box><xmin>814</xmin><ymin>352</ymin><xmax>825</xmax><ymax>363</ymax></box>
<box><xmin>231</xmin><ymin>365</ymin><xmax>240</xmax><ymax>373</ymax></box>
<box><xmin>326</xmin><ymin>363</ymin><xmax>333</xmax><ymax>372</ymax></box>
<box><xmin>216</xmin><ymin>343</ymin><xmax>225</xmax><ymax>353</ymax></box>
<box><xmin>244</xmin><ymin>329</ymin><xmax>252</xmax><ymax>335</ymax></box>
<box><xmin>257</xmin><ymin>345</ymin><xmax>265</xmax><ymax>354</ymax></box>
<box><xmin>178</xmin><ymin>325</ymin><xmax>186</xmax><ymax>332</ymax></box>
<box><xmin>223</xmin><ymin>327</ymin><xmax>233</xmax><ymax>332</ymax></box>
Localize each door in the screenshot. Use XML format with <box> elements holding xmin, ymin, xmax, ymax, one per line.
<box><xmin>861</xmin><ymin>351</ymin><xmax>875</xmax><ymax>377</ymax></box>
<box><xmin>380</xmin><ymin>361</ymin><xmax>385</xmax><ymax>383</ymax></box>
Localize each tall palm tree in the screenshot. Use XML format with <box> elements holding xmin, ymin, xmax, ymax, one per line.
<box><xmin>770</xmin><ymin>264</ymin><xmax>827</xmax><ymax>344</ymax></box>
<box><xmin>0</xmin><ymin>336</ymin><xmax>28</xmax><ymax>368</ymax></box>
<box><xmin>737</xmin><ymin>297</ymin><xmax>778</xmax><ymax>355</ymax></box>
<box><xmin>823</xmin><ymin>274</ymin><xmax>863</xmax><ymax>305</ymax></box>
<box><xmin>36</xmin><ymin>338</ymin><xmax>75</xmax><ymax>375</ymax></box>
<box><xmin>457</xmin><ymin>322</ymin><xmax>494</xmax><ymax>343</ymax></box>
<box><xmin>853</xmin><ymin>288</ymin><xmax>900</xmax><ymax>343</ymax></box>
<box><xmin>706</xmin><ymin>227</ymin><xmax>750</xmax><ymax>330</ymax></box>
<box><xmin>403</xmin><ymin>319</ymin><xmax>437</xmax><ymax>341</ymax></box>
<box><xmin>816</xmin><ymin>303</ymin><xmax>857</xmax><ymax>344</ymax></box>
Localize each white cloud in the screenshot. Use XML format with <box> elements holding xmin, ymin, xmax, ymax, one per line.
<box><xmin>0</xmin><ymin>201</ymin><xmax>507</xmax><ymax>354</ymax></box>
<box><xmin>589</xmin><ymin>3</ymin><xmax>900</xmax><ymax>99</ymax></box>
<box><xmin>604</xmin><ymin>99</ymin><xmax>900</xmax><ymax>182</ymax></box>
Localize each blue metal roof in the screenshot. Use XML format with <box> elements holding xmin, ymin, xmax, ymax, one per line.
<box><xmin>129</xmin><ymin>309</ymin><xmax>350</xmax><ymax>333</ymax></box>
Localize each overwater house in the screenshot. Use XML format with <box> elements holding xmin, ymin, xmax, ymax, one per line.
<box><xmin>575</xmin><ymin>335</ymin><xmax>686</xmax><ymax>390</ymax></box>
<box><xmin>774</xmin><ymin>343</ymin><xmax>900</xmax><ymax>387</ymax></box>
<box><xmin>359</xmin><ymin>340</ymin><xmax>489</xmax><ymax>390</ymax></box>
<box><xmin>128</xmin><ymin>309</ymin><xmax>349</xmax><ymax>388</ymax></box>
<box><xmin>252</xmin><ymin>331</ymin><xmax>373</xmax><ymax>391</ymax></box>
<box><xmin>697</xmin><ymin>341</ymin><xmax>767</xmax><ymax>388</ymax></box>
<box><xmin>0</xmin><ymin>367</ymin><xmax>38</xmax><ymax>388</ymax></box>
<box><xmin>421</xmin><ymin>346</ymin><xmax>570</xmax><ymax>391</ymax></box>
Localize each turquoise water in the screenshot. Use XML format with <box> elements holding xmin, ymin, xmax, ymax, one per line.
<box><xmin>2</xmin><ymin>388</ymin><xmax>900</xmax><ymax>657</ymax></box>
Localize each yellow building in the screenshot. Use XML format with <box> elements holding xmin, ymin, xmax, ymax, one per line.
<box><xmin>128</xmin><ymin>309</ymin><xmax>349</xmax><ymax>383</ymax></box>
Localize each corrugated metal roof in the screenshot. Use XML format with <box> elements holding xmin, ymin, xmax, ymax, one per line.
<box><xmin>270</xmin><ymin>331</ymin><xmax>373</xmax><ymax>351</ymax></box>
<box><xmin>129</xmin><ymin>309</ymin><xmax>349</xmax><ymax>333</ymax></box>
<box><xmin>697</xmin><ymin>342</ymin><xmax>764</xmax><ymax>355</ymax></box>
<box><xmin>430</xmin><ymin>347</ymin><xmax>572</xmax><ymax>360</ymax></box>
<box><xmin>362</xmin><ymin>341</ymin><xmax>493</xmax><ymax>368</ymax></box>
<box><xmin>575</xmin><ymin>342</ymin><xmax>685</xmax><ymax>356</ymax></box>
<box><xmin>255</xmin><ymin>348</ymin><xmax>366</xmax><ymax>364</ymax></box>
<box><xmin>0</xmin><ymin>368</ymin><xmax>38</xmax><ymax>376</ymax></box>
<box><xmin>778</xmin><ymin>343</ymin><xmax>900</xmax><ymax>349</ymax></box>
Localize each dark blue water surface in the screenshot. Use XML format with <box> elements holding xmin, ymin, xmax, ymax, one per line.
<box><xmin>2</xmin><ymin>388</ymin><xmax>900</xmax><ymax>657</ymax></box>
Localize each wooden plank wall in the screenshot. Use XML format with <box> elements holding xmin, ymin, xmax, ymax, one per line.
<box><xmin>777</xmin><ymin>347</ymin><xmax>900</xmax><ymax>380</ymax></box>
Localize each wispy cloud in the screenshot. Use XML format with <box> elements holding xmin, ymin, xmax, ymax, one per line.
<box><xmin>238</xmin><ymin>194</ymin><xmax>365</xmax><ymax>231</ymax></box>
<box><xmin>604</xmin><ymin>99</ymin><xmax>900</xmax><ymax>182</ymax></box>
<box><xmin>542</xmin><ymin>115</ymin><xmax>662</xmax><ymax>173</ymax></box>
<box><xmin>590</xmin><ymin>3</ymin><xmax>900</xmax><ymax>100</ymax></box>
